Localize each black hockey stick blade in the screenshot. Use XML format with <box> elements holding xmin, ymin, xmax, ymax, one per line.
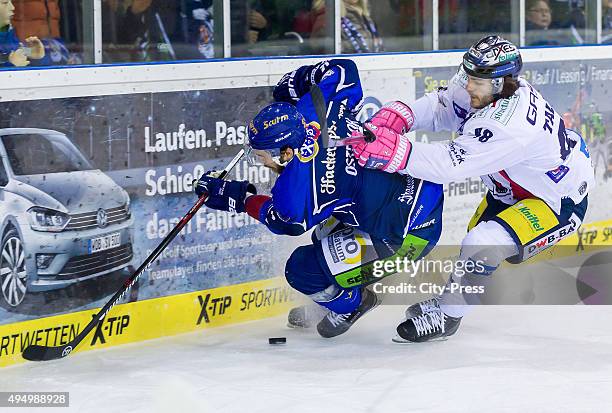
<box><xmin>23</xmin><ymin>149</ymin><xmax>246</xmax><ymax>362</ymax></box>
<box><xmin>363</xmin><ymin>128</ymin><xmax>376</xmax><ymax>143</ymax></box>
<box><xmin>22</xmin><ymin>342</ymin><xmax>75</xmax><ymax>361</ymax></box>
<box><xmin>310</xmin><ymin>84</ymin><xmax>374</xmax><ymax>147</ymax></box>
<box><xmin>310</xmin><ymin>84</ymin><xmax>332</xmax><ymax>148</ymax></box>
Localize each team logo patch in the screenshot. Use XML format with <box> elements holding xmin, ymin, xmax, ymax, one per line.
<box><xmin>321</xmin><ymin>227</ymin><xmax>379</xmax><ymax>276</ymax></box>
<box><xmin>296</xmin><ymin>122</ymin><xmax>321</xmax><ymax>162</ymax></box>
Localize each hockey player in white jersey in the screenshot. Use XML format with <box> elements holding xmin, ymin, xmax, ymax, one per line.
<box><xmin>351</xmin><ymin>35</ymin><xmax>594</xmax><ymax>342</ymax></box>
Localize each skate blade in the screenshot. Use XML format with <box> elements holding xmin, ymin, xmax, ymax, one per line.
<box><xmin>391</xmin><ymin>334</ymin><xmax>449</xmax><ymax>344</ymax></box>
<box><xmin>286</xmin><ymin>322</ymin><xmax>311</xmax><ymax>329</ymax></box>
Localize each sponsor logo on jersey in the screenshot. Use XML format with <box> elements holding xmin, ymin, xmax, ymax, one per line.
<box><xmin>411</xmin><ymin>217</ymin><xmax>436</xmax><ymax>231</ymax></box>
<box><xmin>458</xmin><ymin>112</ymin><xmax>475</xmax><ymax>134</ymax></box>
<box><xmin>490</xmin><ymin>94</ymin><xmax>519</xmax><ymax>125</ymax></box>
<box><xmin>409</xmin><ymin>204</ymin><xmax>424</xmax><ymax>228</ymax></box>
<box><xmin>397</xmin><ymin>176</ymin><xmax>415</xmax><ymax>204</ymax></box>
<box><xmin>546</xmin><ymin>165</ymin><xmax>570</xmax><ymax>183</ymax></box>
<box><xmin>579</xmin><ymin>181</ymin><xmax>587</xmax><ymax>195</ymax></box>
<box><xmin>448</xmin><ymin>142</ymin><xmax>467</xmax><ymax>167</ymax></box>
<box><xmin>338</xmin><ymin>98</ymin><xmax>347</xmax><ymax>119</ymax></box>
<box><xmin>516</xmin><ymin>204</ymin><xmax>546</xmax><ymax>232</ymax></box>
<box><xmin>328</xmin><ymin>227</ymin><xmax>367</xmax><ymax>265</ymax></box>
<box><xmin>320</xmin><ymin>147</ymin><xmax>337</xmax><ymax>194</ymax></box>
<box><xmin>296</xmin><ymin>122</ymin><xmax>320</xmax><ymax>163</ymax></box>
<box><xmin>263</xmin><ymin>114</ymin><xmax>289</xmax><ymax>129</ymax></box>
<box><xmin>524</xmin><ymin>215</ymin><xmax>579</xmax><ymax>260</ymax></box>
<box><xmin>344</xmin><ymin>145</ymin><xmax>358</xmax><ymax>177</ymax></box>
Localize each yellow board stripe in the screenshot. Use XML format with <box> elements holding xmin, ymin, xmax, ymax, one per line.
<box><xmin>0</xmin><ymin>277</ymin><xmax>301</xmax><ymax>368</ymax></box>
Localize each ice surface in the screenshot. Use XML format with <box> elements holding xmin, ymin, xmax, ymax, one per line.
<box><xmin>2</xmin><ymin>306</ymin><xmax>612</xmax><ymax>413</ymax></box>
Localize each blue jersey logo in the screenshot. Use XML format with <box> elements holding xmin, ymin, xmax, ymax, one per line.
<box><xmin>296</xmin><ymin>122</ymin><xmax>321</xmax><ymax>162</ymax></box>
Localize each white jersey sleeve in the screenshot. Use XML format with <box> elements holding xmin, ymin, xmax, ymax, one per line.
<box><xmin>410</xmin><ymin>68</ymin><xmax>472</xmax><ymax>133</ymax></box>
<box><xmin>402</xmin><ymin>120</ymin><xmax>527</xmax><ymax>184</ymax></box>
<box><xmin>400</xmin><ymin>78</ymin><xmax>594</xmax><ymax>214</ymax></box>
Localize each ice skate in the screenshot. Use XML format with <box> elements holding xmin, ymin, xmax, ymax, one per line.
<box><xmin>287</xmin><ymin>303</ymin><xmax>328</xmax><ymax>328</ymax></box>
<box><xmin>317</xmin><ymin>288</ymin><xmax>380</xmax><ymax>338</ymax></box>
<box><xmin>393</xmin><ymin>299</ymin><xmax>461</xmax><ymax>343</ymax></box>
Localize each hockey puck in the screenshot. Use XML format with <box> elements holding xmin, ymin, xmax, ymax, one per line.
<box><xmin>268</xmin><ymin>337</ymin><xmax>286</xmax><ymax>345</ymax></box>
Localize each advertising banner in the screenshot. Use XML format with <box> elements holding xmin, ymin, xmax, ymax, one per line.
<box><xmin>0</xmin><ymin>277</ymin><xmax>299</xmax><ymax>367</ymax></box>
<box><xmin>0</xmin><ymin>87</ymin><xmax>281</xmax><ymax>319</ymax></box>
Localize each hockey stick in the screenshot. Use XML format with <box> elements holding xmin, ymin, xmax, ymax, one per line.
<box><xmin>310</xmin><ymin>84</ymin><xmax>374</xmax><ymax>148</ymax></box>
<box><xmin>310</xmin><ymin>85</ymin><xmax>331</xmax><ymax>148</ymax></box>
<box><xmin>22</xmin><ymin>149</ymin><xmax>247</xmax><ymax>362</ymax></box>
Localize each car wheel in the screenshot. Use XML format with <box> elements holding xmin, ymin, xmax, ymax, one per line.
<box><xmin>0</xmin><ymin>228</ymin><xmax>28</xmax><ymax>308</ymax></box>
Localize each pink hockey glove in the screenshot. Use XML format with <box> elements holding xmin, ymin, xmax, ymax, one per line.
<box><xmin>368</xmin><ymin>101</ymin><xmax>415</xmax><ymax>134</ymax></box>
<box><xmin>351</xmin><ymin>123</ymin><xmax>412</xmax><ymax>173</ymax></box>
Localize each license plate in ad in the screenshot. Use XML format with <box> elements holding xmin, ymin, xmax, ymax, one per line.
<box><xmin>89</xmin><ymin>232</ymin><xmax>121</xmax><ymax>254</ymax></box>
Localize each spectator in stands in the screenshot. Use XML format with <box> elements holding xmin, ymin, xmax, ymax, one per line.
<box><xmin>12</xmin><ymin>0</ymin><xmax>82</xmax><ymax>65</ymax></box>
<box><xmin>183</xmin><ymin>0</ymin><xmax>215</xmax><ymax>59</ymax></box>
<box><xmin>311</xmin><ymin>0</ymin><xmax>383</xmax><ymax>53</ymax></box>
<box><xmin>526</xmin><ymin>0</ymin><xmax>562</xmax><ymax>45</ymax></box>
<box><xmin>102</xmin><ymin>0</ymin><xmax>176</xmax><ymax>62</ymax></box>
<box><xmin>0</xmin><ymin>0</ymin><xmax>45</xmax><ymax>67</ymax></box>
<box><xmin>12</xmin><ymin>0</ymin><xmax>60</xmax><ymax>40</ymax></box>
<box><xmin>604</xmin><ymin>0</ymin><xmax>612</xmax><ymax>39</ymax></box>
<box><xmin>226</xmin><ymin>0</ymin><xmax>271</xmax><ymax>57</ymax></box>
<box><xmin>527</xmin><ymin>0</ymin><xmax>552</xmax><ymax>31</ymax></box>
<box><xmin>257</xmin><ymin>0</ymin><xmax>312</xmax><ymax>42</ymax></box>
<box><xmin>247</xmin><ymin>3</ymin><xmax>268</xmax><ymax>44</ymax></box>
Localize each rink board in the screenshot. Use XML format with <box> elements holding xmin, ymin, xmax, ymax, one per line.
<box><xmin>2</xmin><ymin>219</ymin><xmax>610</xmax><ymax>368</ymax></box>
<box><xmin>0</xmin><ymin>277</ymin><xmax>300</xmax><ymax>368</ymax></box>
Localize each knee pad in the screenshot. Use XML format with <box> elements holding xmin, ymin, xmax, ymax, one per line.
<box><xmin>459</xmin><ymin>220</ymin><xmax>518</xmax><ymax>272</ymax></box>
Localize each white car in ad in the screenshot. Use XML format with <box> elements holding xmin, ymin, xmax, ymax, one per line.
<box><xmin>0</xmin><ymin>128</ymin><xmax>134</xmax><ymax>309</ymax></box>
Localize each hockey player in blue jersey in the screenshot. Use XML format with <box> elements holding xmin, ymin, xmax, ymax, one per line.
<box><xmin>196</xmin><ymin>59</ymin><xmax>444</xmax><ymax>338</ymax></box>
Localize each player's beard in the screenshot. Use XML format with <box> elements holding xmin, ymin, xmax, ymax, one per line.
<box><xmin>470</xmin><ymin>94</ymin><xmax>494</xmax><ymax>109</ymax></box>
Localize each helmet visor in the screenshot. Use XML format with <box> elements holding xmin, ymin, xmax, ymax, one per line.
<box><xmin>244</xmin><ymin>134</ymin><xmax>294</xmax><ymax>167</ymax></box>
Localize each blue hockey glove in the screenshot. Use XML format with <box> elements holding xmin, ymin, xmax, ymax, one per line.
<box><xmin>273</xmin><ymin>61</ymin><xmax>331</xmax><ymax>104</ymax></box>
<box><xmin>195</xmin><ymin>172</ymin><xmax>256</xmax><ymax>213</ymax></box>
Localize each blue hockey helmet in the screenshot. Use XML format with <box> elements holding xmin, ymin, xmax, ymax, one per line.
<box><xmin>247</xmin><ymin>102</ymin><xmax>307</xmax><ymax>154</ymax></box>
<box><xmin>462</xmin><ymin>36</ymin><xmax>522</xmax><ymax>96</ymax></box>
